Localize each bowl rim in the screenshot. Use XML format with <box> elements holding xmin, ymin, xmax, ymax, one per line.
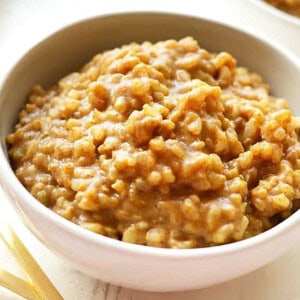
<box><xmin>250</xmin><ymin>0</ymin><xmax>300</xmax><ymax>26</ymax></box>
<box><xmin>1</xmin><ymin>11</ymin><xmax>300</xmax><ymax>258</ymax></box>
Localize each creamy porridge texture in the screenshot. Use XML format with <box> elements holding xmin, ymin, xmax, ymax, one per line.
<box><xmin>265</xmin><ymin>0</ymin><xmax>300</xmax><ymax>16</ymax></box>
<box><xmin>7</xmin><ymin>37</ymin><xmax>300</xmax><ymax>248</ymax></box>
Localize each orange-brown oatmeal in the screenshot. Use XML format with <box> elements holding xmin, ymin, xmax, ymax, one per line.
<box><xmin>265</xmin><ymin>0</ymin><xmax>300</xmax><ymax>17</ymax></box>
<box><xmin>7</xmin><ymin>37</ymin><xmax>300</xmax><ymax>248</ymax></box>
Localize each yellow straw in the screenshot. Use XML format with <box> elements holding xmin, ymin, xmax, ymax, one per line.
<box><xmin>0</xmin><ymin>269</ymin><xmax>41</xmax><ymax>300</ymax></box>
<box><xmin>0</xmin><ymin>226</ymin><xmax>63</xmax><ymax>300</ymax></box>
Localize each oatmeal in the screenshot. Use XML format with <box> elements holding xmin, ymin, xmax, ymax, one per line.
<box><xmin>7</xmin><ymin>37</ymin><xmax>300</xmax><ymax>248</ymax></box>
<box><xmin>265</xmin><ymin>0</ymin><xmax>300</xmax><ymax>17</ymax></box>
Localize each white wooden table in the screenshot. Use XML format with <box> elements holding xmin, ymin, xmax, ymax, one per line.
<box><xmin>1</xmin><ymin>1</ymin><xmax>300</xmax><ymax>299</ymax></box>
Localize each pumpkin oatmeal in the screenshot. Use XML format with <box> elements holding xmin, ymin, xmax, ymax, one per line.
<box><xmin>7</xmin><ymin>37</ymin><xmax>300</xmax><ymax>248</ymax></box>
<box><xmin>264</xmin><ymin>0</ymin><xmax>300</xmax><ymax>17</ymax></box>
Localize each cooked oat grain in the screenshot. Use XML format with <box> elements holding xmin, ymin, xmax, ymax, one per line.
<box><xmin>7</xmin><ymin>37</ymin><xmax>300</xmax><ymax>248</ymax></box>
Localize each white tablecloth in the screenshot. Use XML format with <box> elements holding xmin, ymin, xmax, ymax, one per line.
<box><xmin>1</xmin><ymin>1</ymin><xmax>300</xmax><ymax>299</ymax></box>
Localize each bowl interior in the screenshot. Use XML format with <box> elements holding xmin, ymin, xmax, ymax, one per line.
<box><xmin>1</xmin><ymin>12</ymin><xmax>300</xmax><ymax>156</ymax></box>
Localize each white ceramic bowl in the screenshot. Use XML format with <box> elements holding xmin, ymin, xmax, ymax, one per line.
<box><xmin>245</xmin><ymin>0</ymin><xmax>300</xmax><ymax>56</ymax></box>
<box><xmin>1</xmin><ymin>12</ymin><xmax>300</xmax><ymax>292</ymax></box>
<box><xmin>251</xmin><ymin>0</ymin><xmax>300</xmax><ymax>23</ymax></box>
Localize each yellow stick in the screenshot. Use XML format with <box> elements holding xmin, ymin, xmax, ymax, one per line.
<box><xmin>0</xmin><ymin>227</ymin><xmax>63</xmax><ymax>300</ymax></box>
<box><xmin>0</xmin><ymin>269</ymin><xmax>41</xmax><ymax>300</ymax></box>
